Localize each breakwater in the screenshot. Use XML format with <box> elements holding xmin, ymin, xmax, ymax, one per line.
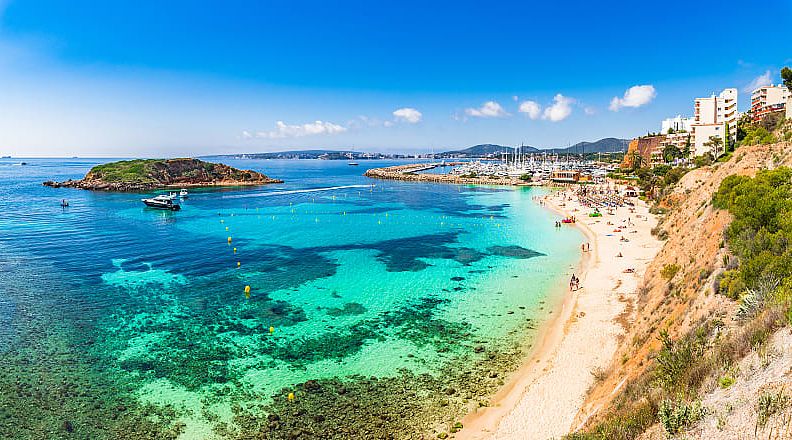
<box><xmin>364</xmin><ymin>163</ymin><xmax>531</xmax><ymax>186</ymax></box>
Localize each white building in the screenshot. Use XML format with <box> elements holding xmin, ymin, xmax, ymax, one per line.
<box><xmin>691</xmin><ymin>88</ymin><xmax>738</xmax><ymax>157</ymax></box>
<box><xmin>751</xmin><ymin>84</ymin><xmax>790</xmax><ymax>122</ymax></box>
<box><xmin>661</xmin><ymin>115</ymin><xmax>694</xmax><ymax>134</ymax></box>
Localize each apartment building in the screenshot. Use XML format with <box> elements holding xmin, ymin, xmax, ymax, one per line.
<box><xmin>661</xmin><ymin>115</ymin><xmax>694</xmax><ymax>134</ymax></box>
<box><xmin>750</xmin><ymin>84</ymin><xmax>790</xmax><ymax>122</ymax></box>
<box><xmin>691</xmin><ymin>88</ymin><xmax>738</xmax><ymax>157</ymax></box>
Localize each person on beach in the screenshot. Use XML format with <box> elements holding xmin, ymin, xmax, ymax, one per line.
<box><xmin>581</xmin><ymin>243</ymin><xmax>586</xmax><ymax>253</ymax></box>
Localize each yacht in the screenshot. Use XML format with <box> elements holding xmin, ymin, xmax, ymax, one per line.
<box><xmin>179</xmin><ymin>188</ymin><xmax>188</xmax><ymax>198</ymax></box>
<box><xmin>141</xmin><ymin>194</ymin><xmax>181</xmax><ymax>211</ymax></box>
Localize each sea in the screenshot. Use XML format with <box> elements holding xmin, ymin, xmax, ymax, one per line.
<box><xmin>0</xmin><ymin>157</ymin><xmax>583</xmax><ymax>439</ymax></box>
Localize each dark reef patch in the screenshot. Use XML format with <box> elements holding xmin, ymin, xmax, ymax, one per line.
<box><xmin>325</xmin><ymin>302</ymin><xmax>367</xmax><ymax>317</ymax></box>
<box><xmin>313</xmin><ymin>232</ymin><xmax>487</xmax><ymax>272</ymax></box>
<box><xmin>487</xmin><ymin>245</ymin><xmax>545</xmax><ymax>259</ymax></box>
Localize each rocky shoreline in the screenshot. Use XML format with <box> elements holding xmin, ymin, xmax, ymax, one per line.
<box><xmin>364</xmin><ymin>164</ymin><xmax>535</xmax><ymax>186</ymax></box>
<box><xmin>43</xmin><ymin>158</ymin><xmax>283</xmax><ymax>191</ymax></box>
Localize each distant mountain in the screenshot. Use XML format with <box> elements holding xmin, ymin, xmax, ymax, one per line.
<box><xmin>437</xmin><ymin>144</ymin><xmax>539</xmax><ymax>158</ymax></box>
<box><xmin>545</xmin><ymin>138</ymin><xmax>630</xmax><ymax>154</ymax></box>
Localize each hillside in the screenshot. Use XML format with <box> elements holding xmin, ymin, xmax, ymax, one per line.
<box><xmin>545</xmin><ymin>137</ymin><xmax>630</xmax><ymax>154</ymax></box>
<box><xmin>437</xmin><ymin>144</ymin><xmax>539</xmax><ymax>158</ymax></box>
<box><xmin>43</xmin><ymin>158</ymin><xmax>282</xmax><ymax>191</ymax></box>
<box><xmin>571</xmin><ymin>142</ymin><xmax>792</xmax><ymax>439</ymax></box>
<box><xmin>438</xmin><ymin>138</ymin><xmax>629</xmax><ymax>157</ymax></box>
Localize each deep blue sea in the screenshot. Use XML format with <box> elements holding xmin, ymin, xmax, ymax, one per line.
<box><xmin>0</xmin><ymin>157</ymin><xmax>582</xmax><ymax>439</ymax></box>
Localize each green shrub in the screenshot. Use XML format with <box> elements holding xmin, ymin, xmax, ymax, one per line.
<box><xmin>716</xmin><ymin>269</ymin><xmax>745</xmax><ymax>300</ymax></box>
<box><xmin>660</xmin><ymin>264</ymin><xmax>680</xmax><ymax>281</ymax></box>
<box><xmin>756</xmin><ymin>390</ymin><xmax>790</xmax><ymax>428</ymax></box>
<box><xmin>658</xmin><ymin>399</ymin><xmax>706</xmax><ymax>435</ymax></box>
<box><xmin>718</xmin><ymin>375</ymin><xmax>735</xmax><ymax>388</ymax></box>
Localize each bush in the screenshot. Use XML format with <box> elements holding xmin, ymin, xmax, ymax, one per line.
<box><xmin>658</xmin><ymin>399</ymin><xmax>706</xmax><ymax>435</ymax></box>
<box><xmin>660</xmin><ymin>264</ymin><xmax>680</xmax><ymax>281</ymax></box>
<box><xmin>756</xmin><ymin>389</ymin><xmax>790</xmax><ymax>428</ymax></box>
<box><xmin>693</xmin><ymin>155</ymin><xmax>713</xmax><ymax>167</ymax></box>
<box><xmin>716</xmin><ymin>269</ymin><xmax>745</xmax><ymax>300</ymax></box>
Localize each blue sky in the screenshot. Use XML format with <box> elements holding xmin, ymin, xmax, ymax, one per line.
<box><xmin>1</xmin><ymin>0</ymin><xmax>790</xmax><ymax>157</ymax></box>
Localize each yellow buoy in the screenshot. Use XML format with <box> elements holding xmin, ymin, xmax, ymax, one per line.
<box><xmin>287</xmin><ymin>392</ymin><xmax>295</xmax><ymax>401</ymax></box>
<box><xmin>244</xmin><ymin>285</ymin><xmax>251</xmax><ymax>298</ymax></box>
<box><xmin>225</xmin><ymin>226</ymin><xmax>229</xmax><ymax>231</ymax></box>
<box><xmin>227</xmin><ymin>237</ymin><xmax>232</xmax><ymax>244</ymax></box>
<box><xmin>269</xmin><ymin>326</ymin><xmax>275</xmax><ymax>333</ymax></box>
<box><xmin>237</xmin><ymin>261</ymin><xmax>241</xmax><ymax>268</ymax></box>
<box><xmin>233</xmin><ymin>247</ymin><xmax>237</xmax><ymax>254</ymax></box>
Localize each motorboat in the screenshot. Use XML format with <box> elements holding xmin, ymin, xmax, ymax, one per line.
<box><xmin>141</xmin><ymin>194</ymin><xmax>181</xmax><ymax>211</ymax></box>
<box><xmin>179</xmin><ymin>188</ymin><xmax>188</xmax><ymax>198</ymax></box>
<box><xmin>348</xmin><ymin>162</ymin><xmax>359</xmax><ymax>166</ymax></box>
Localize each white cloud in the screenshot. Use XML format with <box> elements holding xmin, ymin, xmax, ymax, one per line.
<box><xmin>253</xmin><ymin>120</ymin><xmax>347</xmax><ymax>139</ymax></box>
<box><xmin>542</xmin><ymin>94</ymin><xmax>574</xmax><ymax>122</ymax></box>
<box><xmin>743</xmin><ymin>70</ymin><xmax>772</xmax><ymax>92</ymax></box>
<box><xmin>392</xmin><ymin>107</ymin><xmax>422</xmax><ymax>123</ymax></box>
<box><xmin>465</xmin><ymin>101</ymin><xmax>509</xmax><ymax>118</ymax></box>
<box><xmin>609</xmin><ymin>85</ymin><xmax>656</xmax><ymax>111</ymax></box>
<box><xmin>518</xmin><ymin>100</ymin><xmax>541</xmax><ymax>119</ymax></box>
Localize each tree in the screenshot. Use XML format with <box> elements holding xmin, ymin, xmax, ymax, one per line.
<box><xmin>703</xmin><ymin>135</ymin><xmax>723</xmax><ymax>160</ymax></box>
<box><xmin>723</xmin><ymin>123</ymin><xmax>733</xmax><ymax>153</ymax></box>
<box><xmin>759</xmin><ymin>112</ymin><xmax>784</xmax><ymax>132</ymax></box>
<box><xmin>682</xmin><ymin>135</ymin><xmax>692</xmax><ymax>159</ymax></box>
<box><xmin>662</xmin><ymin>145</ymin><xmax>681</xmax><ymax>163</ymax></box>
<box><xmin>782</xmin><ymin>66</ymin><xmax>792</xmax><ymax>91</ymax></box>
<box><xmin>630</xmin><ymin>150</ymin><xmax>645</xmax><ymax>171</ymax></box>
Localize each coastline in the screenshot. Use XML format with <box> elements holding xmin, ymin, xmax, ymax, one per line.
<box><xmin>458</xmin><ymin>184</ymin><xmax>661</xmax><ymax>439</ymax></box>
<box><xmin>364</xmin><ymin>164</ymin><xmax>541</xmax><ymax>186</ymax></box>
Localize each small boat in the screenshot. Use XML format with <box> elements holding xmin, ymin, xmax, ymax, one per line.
<box><xmin>60</xmin><ymin>199</ymin><xmax>69</xmax><ymax>207</ymax></box>
<box><xmin>348</xmin><ymin>162</ymin><xmax>359</xmax><ymax>166</ymax></box>
<box><xmin>179</xmin><ymin>188</ymin><xmax>188</xmax><ymax>198</ymax></box>
<box><xmin>141</xmin><ymin>195</ymin><xmax>181</xmax><ymax>211</ymax></box>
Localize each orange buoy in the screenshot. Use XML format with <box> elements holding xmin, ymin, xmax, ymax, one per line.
<box><xmin>227</xmin><ymin>237</ymin><xmax>232</xmax><ymax>244</ymax></box>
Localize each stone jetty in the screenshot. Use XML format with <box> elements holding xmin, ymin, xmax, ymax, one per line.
<box><xmin>364</xmin><ymin>163</ymin><xmax>532</xmax><ymax>186</ymax></box>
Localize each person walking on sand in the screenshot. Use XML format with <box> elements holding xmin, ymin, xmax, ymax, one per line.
<box><xmin>587</xmin><ymin>242</ymin><xmax>590</xmax><ymax>252</ymax></box>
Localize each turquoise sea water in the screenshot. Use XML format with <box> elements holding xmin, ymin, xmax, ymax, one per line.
<box><xmin>0</xmin><ymin>158</ymin><xmax>583</xmax><ymax>439</ymax></box>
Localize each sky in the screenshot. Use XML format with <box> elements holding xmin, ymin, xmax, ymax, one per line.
<box><xmin>1</xmin><ymin>0</ymin><xmax>790</xmax><ymax>157</ymax></box>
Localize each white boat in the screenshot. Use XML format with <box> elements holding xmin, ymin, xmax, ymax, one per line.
<box><xmin>179</xmin><ymin>188</ymin><xmax>188</xmax><ymax>198</ymax></box>
<box><xmin>141</xmin><ymin>194</ymin><xmax>181</xmax><ymax>211</ymax></box>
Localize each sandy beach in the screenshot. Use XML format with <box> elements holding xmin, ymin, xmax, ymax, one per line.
<box><xmin>459</xmin><ymin>184</ymin><xmax>662</xmax><ymax>439</ymax></box>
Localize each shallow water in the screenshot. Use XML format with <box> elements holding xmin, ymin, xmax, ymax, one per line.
<box><xmin>0</xmin><ymin>157</ymin><xmax>582</xmax><ymax>439</ymax></box>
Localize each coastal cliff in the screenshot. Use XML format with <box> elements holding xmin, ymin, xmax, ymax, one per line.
<box><xmin>573</xmin><ymin>142</ymin><xmax>792</xmax><ymax>439</ymax></box>
<box><xmin>43</xmin><ymin>158</ymin><xmax>282</xmax><ymax>191</ymax></box>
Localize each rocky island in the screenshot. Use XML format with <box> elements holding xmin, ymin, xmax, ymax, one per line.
<box><xmin>43</xmin><ymin>158</ymin><xmax>282</xmax><ymax>191</ymax></box>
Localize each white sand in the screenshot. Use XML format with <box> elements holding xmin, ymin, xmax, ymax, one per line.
<box><xmin>458</xmin><ymin>186</ymin><xmax>662</xmax><ymax>440</ymax></box>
